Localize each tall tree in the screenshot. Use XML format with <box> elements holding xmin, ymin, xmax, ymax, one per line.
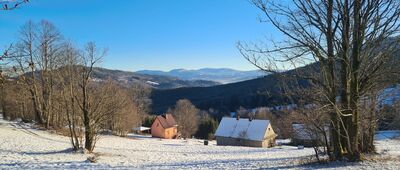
<box><xmin>74</xmin><ymin>42</ymin><xmax>106</xmax><ymax>152</ymax></box>
<box><xmin>172</xmin><ymin>99</ymin><xmax>199</xmax><ymax>139</ymax></box>
<box><xmin>58</xmin><ymin>43</ymin><xmax>83</xmax><ymax>150</ymax></box>
<box><xmin>12</xmin><ymin>20</ymin><xmax>64</xmax><ymax>127</ymax></box>
<box><xmin>239</xmin><ymin>0</ymin><xmax>400</xmax><ymax>161</ymax></box>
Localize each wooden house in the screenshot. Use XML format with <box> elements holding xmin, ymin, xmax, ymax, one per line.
<box><xmin>151</xmin><ymin>114</ymin><xmax>178</xmax><ymax>139</ymax></box>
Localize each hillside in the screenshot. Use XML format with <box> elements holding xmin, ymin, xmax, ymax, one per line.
<box><xmin>90</xmin><ymin>67</ymin><xmax>220</xmax><ymax>89</ymax></box>
<box><xmin>150</xmin><ymin>72</ymin><xmax>307</xmax><ymax>114</ymax></box>
<box><xmin>137</xmin><ymin>68</ymin><xmax>264</xmax><ymax>84</ymax></box>
<box><xmin>1</xmin><ymin>115</ymin><xmax>399</xmax><ymax>169</ymax></box>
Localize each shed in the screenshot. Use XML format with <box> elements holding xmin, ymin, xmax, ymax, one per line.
<box><xmin>214</xmin><ymin>117</ymin><xmax>277</xmax><ymax>147</ymax></box>
<box><xmin>291</xmin><ymin>123</ymin><xmax>330</xmax><ymax>147</ymax></box>
<box><xmin>151</xmin><ymin>114</ymin><xmax>178</xmax><ymax>139</ymax></box>
<box><xmin>132</xmin><ymin>126</ymin><xmax>151</xmax><ymax>134</ymax></box>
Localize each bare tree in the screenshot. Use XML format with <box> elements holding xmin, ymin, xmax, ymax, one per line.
<box><xmin>1</xmin><ymin>0</ymin><xmax>29</xmax><ymax>117</ymax></box>
<box><xmin>0</xmin><ymin>0</ymin><xmax>29</xmax><ymax>10</ymax></box>
<box><xmin>239</xmin><ymin>0</ymin><xmax>400</xmax><ymax>161</ymax></box>
<box><xmin>236</xmin><ymin>106</ymin><xmax>248</xmax><ymax>118</ymax></box>
<box><xmin>57</xmin><ymin>43</ymin><xmax>83</xmax><ymax>150</ymax></box>
<box><xmin>12</xmin><ymin>20</ymin><xmax>64</xmax><ymax>127</ymax></box>
<box><xmin>172</xmin><ymin>99</ymin><xmax>199</xmax><ymax>139</ymax></box>
<box><xmin>129</xmin><ymin>83</ymin><xmax>151</xmax><ymax>120</ymax></box>
<box><xmin>74</xmin><ymin>41</ymin><xmax>106</xmax><ymax>152</ymax></box>
<box><xmin>291</xmin><ymin>106</ymin><xmax>331</xmax><ymax>162</ymax></box>
<box><xmin>1</xmin><ymin>79</ymin><xmax>28</xmax><ymax>120</ymax></box>
<box><xmin>108</xmin><ymin>82</ymin><xmax>142</xmax><ymax>137</ymax></box>
<box><xmin>254</xmin><ymin>107</ymin><xmax>274</xmax><ymax>120</ymax></box>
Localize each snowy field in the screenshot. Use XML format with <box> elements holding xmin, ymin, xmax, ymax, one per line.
<box><xmin>1</xmin><ymin>115</ymin><xmax>400</xmax><ymax>169</ymax></box>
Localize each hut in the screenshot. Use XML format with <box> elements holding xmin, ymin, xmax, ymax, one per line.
<box><xmin>151</xmin><ymin>114</ymin><xmax>178</xmax><ymax>139</ymax></box>
<box><xmin>215</xmin><ymin>117</ymin><xmax>277</xmax><ymax>147</ymax></box>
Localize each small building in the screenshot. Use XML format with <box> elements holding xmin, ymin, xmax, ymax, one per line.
<box><xmin>151</xmin><ymin>114</ymin><xmax>178</xmax><ymax>139</ymax></box>
<box><xmin>214</xmin><ymin>117</ymin><xmax>277</xmax><ymax>148</ymax></box>
<box><xmin>132</xmin><ymin>126</ymin><xmax>151</xmax><ymax>134</ymax></box>
<box><xmin>291</xmin><ymin>123</ymin><xmax>330</xmax><ymax>147</ymax></box>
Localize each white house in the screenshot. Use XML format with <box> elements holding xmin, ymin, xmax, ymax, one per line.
<box><xmin>215</xmin><ymin>117</ymin><xmax>277</xmax><ymax>148</ymax></box>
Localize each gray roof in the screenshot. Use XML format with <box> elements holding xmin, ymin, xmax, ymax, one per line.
<box><xmin>215</xmin><ymin>117</ymin><xmax>271</xmax><ymax>141</ymax></box>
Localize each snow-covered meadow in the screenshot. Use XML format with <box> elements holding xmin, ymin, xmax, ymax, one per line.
<box><xmin>1</xmin><ymin>115</ymin><xmax>399</xmax><ymax>169</ymax></box>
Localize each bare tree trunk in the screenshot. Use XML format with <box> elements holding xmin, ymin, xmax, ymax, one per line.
<box><xmin>83</xmin><ymin>108</ymin><xmax>93</xmax><ymax>151</ymax></box>
<box><xmin>339</xmin><ymin>0</ymin><xmax>351</xmax><ymax>155</ymax></box>
<box><xmin>28</xmin><ymin>84</ymin><xmax>45</xmax><ymax>125</ymax></box>
<box><xmin>326</xmin><ymin>0</ymin><xmax>343</xmax><ymax>159</ymax></box>
<box><xmin>0</xmin><ymin>78</ymin><xmax>8</xmax><ymax>120</ymax></box>
<box><xmin>348</xmin><ymin>0</ymin><xmax>362</xmax><ymax>160</ymax></box>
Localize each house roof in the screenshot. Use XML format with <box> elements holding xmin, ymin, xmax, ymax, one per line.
<box><xmin>215</xmin><ymin>117</ymin><xmax>273</xmax><ymax>141</ymax></box>
<box><xmin>155</xmin><ymin>114</ymin><xmax>177</xmax><ymax>129</ymax></box>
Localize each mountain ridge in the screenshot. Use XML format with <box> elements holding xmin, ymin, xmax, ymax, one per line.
<box><xmin>90</xmin><ymin>67</ymin><xmax>221</xmax><ymax>89</ymax></box>
<box><xmin>136</xmin><ymin>68</ymin><xmax>265</xmax><ymax>84</ymax></box>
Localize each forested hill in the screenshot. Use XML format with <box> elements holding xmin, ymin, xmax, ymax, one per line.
<box><xmin>90</xmin><ymin>67</ymin><xmax>220</xmax><ymax>89</ymax></box>
<box><xmin>150</xmin><ymin>71</ymin><xmax>309</xmax><ymax>114</ymax></box>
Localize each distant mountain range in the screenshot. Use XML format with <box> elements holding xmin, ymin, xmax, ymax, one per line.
<box><xmin>136</xmin><ymin>68</ymin><xmax>265</xmax><ymax>84</ymax></box>
<box><xmin>150</xmin><ymin>69</ymin><xmax>301</xmax><ymax>114</ymax></box>
<box><xmin>150</xmin><ymin>40</ymin><xmax>400</xmax><ymax>114</ymax></box>
<box><xmin>90</xmin><ymin>67</ymin><xmax>220</xmax><ymax>89</ymax></box>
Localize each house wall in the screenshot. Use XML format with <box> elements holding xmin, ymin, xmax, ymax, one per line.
<box><xmin>151</xmin><ymin>119</ymin><xmax>165</xmax><ymax>138</ymax></box>
<box><xmin>261</xmin><ymin>137</ymin><xmax>276</xmax><ymax>148</ymax></box>
<box><xmin>163</xmin><ymin>127</ymin><xmax>178</xmax><ymax>139</ymax></box>
<box><xmin>216</xmin><ymin>136</ymin><xmax>275</xmax><ymax>148</ymax></box>
<box><xmin>215</xmin><ymin>123</ymin><xmax>277</xmax><ymax>148</ymax></box>
<box><xmin>151</xmin><ymin>118</ymin><xmax>178</xmax><ymax>139</ymax></box>
<box><xmin>264</xmin><ymin>124</ymin><xmax>276</xmax><ymax>138</ymax></box>
<box><xmin>263</xmin><ymin>124</ymin><xmax>277</xmax><ymax>147</ymax></box>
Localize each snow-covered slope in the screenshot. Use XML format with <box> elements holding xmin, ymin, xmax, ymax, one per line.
<box><xmin>1</xmin><ymin>114</ymin><xmax>400</xmax><ymax>169</ymax></box>
<box><xmin>0</xmin><ymin>116</ymin><xmax>313</xmax><ymax>169</ymax></box>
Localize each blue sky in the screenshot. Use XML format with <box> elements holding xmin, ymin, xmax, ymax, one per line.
<box><xmin>0</xmin><ymin>0</ymin><xmax>280</xmax><ymax>71</ymax></box>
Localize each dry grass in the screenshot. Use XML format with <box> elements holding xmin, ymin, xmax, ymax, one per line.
<box><xmin>363</xmin><ymin>154</ymin><xmax>400</xmax><ymax>163</ymax></box>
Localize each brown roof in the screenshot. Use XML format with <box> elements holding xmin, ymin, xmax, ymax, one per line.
<box><xmin>156</xmin><ymin>114</ymin><xmax>177</xmax><ymax>128</ymax></box>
